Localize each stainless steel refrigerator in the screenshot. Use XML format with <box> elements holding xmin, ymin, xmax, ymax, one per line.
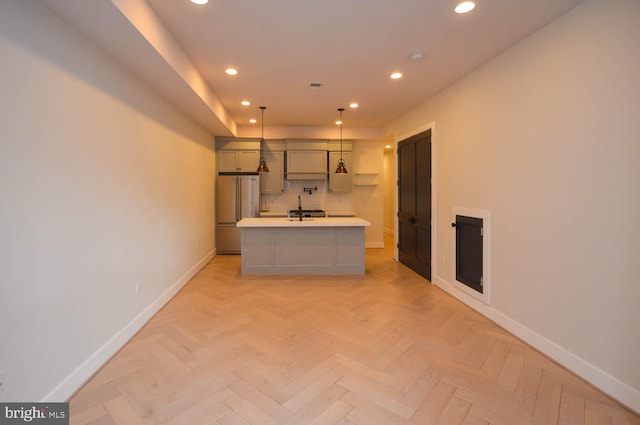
<box><xmin>216</xmin><ymin>173</ymin><xmax>260</xmax><ymax>254</ymax></box>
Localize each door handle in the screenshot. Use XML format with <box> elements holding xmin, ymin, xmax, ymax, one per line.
<box><xmin>408</xmin><ymin>217</ymin><xmax>416</xmax><ymax>223</ymax></box>
<box><xmin>236</xmin><ymin>177</ymin><xmax>241</xmax><ymax>221</ymax></box>
<box><xmin>451</xmin><ymin>222</ymin><xmax>457</xmax><ymax>227</ymax></box>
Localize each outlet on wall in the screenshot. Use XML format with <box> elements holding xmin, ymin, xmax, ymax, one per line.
<box><xmin>135</xmin><ymin>282</ymin><xmax>141</xmax><ymax>297</ymax></box>
<box><xmin>0</xmin><ymin>369</ymin><xmax>6</xmax><ymax>394</ymax></box>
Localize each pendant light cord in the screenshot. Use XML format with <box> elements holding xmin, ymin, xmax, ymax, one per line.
<box><xmin>335</xmin><ymin>108</ymin><xmax>348</xmax><ymax>174</ymax></box>
<box><xmin>339</xmin><ymin>108</ymin><xmax>344</xmax><ymax>160</ymax></box>
<box><xmin>260</xmin><ymin>106</ymin><xmax>265</xmax><ymax>141</ymax></box>
<box><xmin>257</xmin><ymin>106</ymin><xmax>269</xmax><ymax>172</ymax></box>
<box><xmin>340</xmin><ymin>110</ymin><xmax>343</xmax><ymax>157</ymax></box>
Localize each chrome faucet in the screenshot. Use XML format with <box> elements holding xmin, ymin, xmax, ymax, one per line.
<box><xmin>297</xmin><ymin>195</ymin><xmax>303</xmax><ymax>221</ymax></box>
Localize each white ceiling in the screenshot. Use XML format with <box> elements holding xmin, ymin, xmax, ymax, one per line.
<box><xmin>42</xmin><ymin>0</ymin><xmax>585</xmax><ymax>132</ymax></box>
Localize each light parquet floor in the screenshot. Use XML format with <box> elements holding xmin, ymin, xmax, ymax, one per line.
<box><xmin>70</xmin><ymin>236</ymin><xmax>640</xmax><ymax>425</ymax></box>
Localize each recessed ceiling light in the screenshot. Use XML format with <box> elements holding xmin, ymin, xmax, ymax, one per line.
<box><xmin>190</xmin><ymin>0</ymin><xmax>208</xmax><ymax>4</ymax></box>
<box><xmin>455</xmin><ymin>1</ymin><xmax>475</xmax><ymax>14</ymax></box>
<box><xmin>225</xmin><ymin>68</ymin><xmax>238</xmax><ymax>76</ymax></box>
<box><xmin>349</xmin><ymin>103</ymin><xmax>359</xmax><ymax>109</ymax></box>
<box><xmin>241</xmin><ymin>100</ymin><xmax>250</xmax><ymax>106</ymax></box>
<box><xmin>390</xmin><ymin>72</ymin><xmax>403</xmax><ymax>80</ymax></box>
<box><xmin>249</xmin><ymin>119</ymin><xmax>257</xmax><ymax>124</ymax></box>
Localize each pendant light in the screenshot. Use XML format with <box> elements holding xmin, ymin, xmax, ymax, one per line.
<box><xmin>257</xmin><ymin>106</ymin><xmax>269</xmax><ymax>173</ymax></box>
<box><xmin>335</xmin><ymin>108</ymin><xmax>348</xmax><ymax>174</ymax></box>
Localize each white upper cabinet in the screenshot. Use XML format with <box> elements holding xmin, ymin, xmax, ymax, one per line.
<box><xmin>261</xmin><ymin>151</ymin><xmax>285</xmax><ymax>193</ymax></box>
<box><xmin>218</xmin><ymin>150</ymin><xmax>260</xmax><ymax>172</ymax></box>
<box><xmin>260</xmin><ymin>140</ymin><xmax>285</xmax><ymax>193</ymax></box>
<box><xmin>260</xmin><ymin>140</ymin><xmax>286</xmax><ymax>193</ymax></box>
<box><xmin>237</xmin><ymin>150</ymin><xmax>260</xmax><ymax>171</ymax></box>
<box><xmin>215</xmin><ymin>137</ymin><xmax>261</xmax><ymax>173</ymax></box>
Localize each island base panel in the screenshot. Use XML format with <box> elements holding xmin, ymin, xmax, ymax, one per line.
<box><xmin>241</xmin><ymin>227</ymin><xmax>365</xmax><ymax>274</ymax></box>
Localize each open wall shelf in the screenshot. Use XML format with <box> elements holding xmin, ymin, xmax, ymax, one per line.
<box><xmin>353</xmin><ymin>173</ymin><xmax>379</xmax><ymax>186</ymax></box>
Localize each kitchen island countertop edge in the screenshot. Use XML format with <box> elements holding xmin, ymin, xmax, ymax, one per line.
<box><xmin>237</xmin><ymin>217</ymin><xmax>370</xmax><ymax>228</ymax></box>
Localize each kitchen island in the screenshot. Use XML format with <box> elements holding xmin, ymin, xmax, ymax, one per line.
<box><xmin>236</xmin><ymin>217</ymin><xmax>370</xmax><ymax>275</ymax></box>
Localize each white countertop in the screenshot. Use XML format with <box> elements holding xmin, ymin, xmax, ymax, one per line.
<box><xmin>237</xmin><ymin>217</ymin><xmax>370</xmax><ymax>228</ymax></box>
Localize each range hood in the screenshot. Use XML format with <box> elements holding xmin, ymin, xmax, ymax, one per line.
<box><xmin>286</xmin><ymin>142</ymin><xmax>328</xmax><ymax>181</ymax></box>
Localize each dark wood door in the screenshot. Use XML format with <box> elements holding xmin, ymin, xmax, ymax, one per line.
<box><xmin>398</xmin><ymin>130</ymin><xmax>431</xmax><ymax>280</ymax></box>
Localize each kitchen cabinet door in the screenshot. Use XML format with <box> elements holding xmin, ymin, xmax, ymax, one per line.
<box><xmin>237</xmin><ymin>150</ymin><xmax>260</xmax><ymax>171</ymax></box>
<box><xmin>261</xmin><ymin>151</ymin><xmax>284</xmax><ymax>193</ymax></box>
<box><xmin>328</xmin><ymin>151</ymin><xmax>352</xmax><ymax>192</ymax></box>
<box><xmin>218</xmin><ymin>150</ymin><xmax>259</xmax><ymax>172</ymax></box>
<box><xmin>218</xmin><ymin>151</ymin><xmax>239</xmax><ymax>172</ymax></box>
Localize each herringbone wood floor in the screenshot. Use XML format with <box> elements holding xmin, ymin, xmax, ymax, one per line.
<box><xmin>70</xmin><ymin>237</ymin><xmax>639</xmax><ymax>425</ymax></box>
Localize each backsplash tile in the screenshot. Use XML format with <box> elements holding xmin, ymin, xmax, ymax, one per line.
<box><xmin>261</xmin><ymin>180</ymin><xmax>352</xmax><ymax>212</ymax></box>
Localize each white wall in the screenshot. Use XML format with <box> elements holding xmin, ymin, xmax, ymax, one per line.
<box><xmin>382</xmin><ymin>141</ymin><xmax>396</xmax><ymax>236</ymax></box>
<box><xmin>0</xmin><ymin>1</ymin><xmax>215</xmax><ymax>402</ymax></box>
<box><xmin>352</xmin><ymin>140</ymin><xmax>384</xmax><ymax>248</ymax></box>
<box><xmin>385</xmin><ymin>0</ymin><xmax>640</xmax><ymax>411</ymax></box>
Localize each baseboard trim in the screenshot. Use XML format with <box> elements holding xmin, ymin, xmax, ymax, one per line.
<box><xmin>42</xmin><ymin>250</ymin><xmax>216</xmax><ymax>402</ymax></box>
<box><xmin>366</xmin><ymin>241</ymin><xmax>385</xmax><ymax>248</ymax></box>
<box><xmin>432</xmin><ymin>275</ymin><xmax>640</xmax><ymax>414</ymax></box>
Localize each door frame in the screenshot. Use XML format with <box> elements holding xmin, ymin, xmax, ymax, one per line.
<box><xmin>393</xmin><ymin>122</ymin><xmax>437</xmax><ymax>282</ymax></box>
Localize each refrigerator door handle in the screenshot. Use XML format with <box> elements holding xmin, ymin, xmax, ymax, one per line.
<box><xmin>236</xmin><ymin>177</ymin><xmax>241</xmax><ymax>221</ymax></box>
